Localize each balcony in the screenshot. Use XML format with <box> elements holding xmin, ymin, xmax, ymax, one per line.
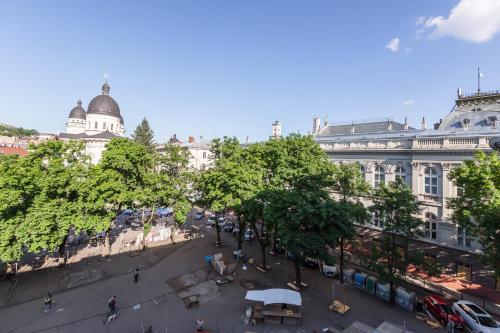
<box><xmin>419</xmin><ymin>194</ymin><xmax>442</xmax><ymax>206</ymax></box>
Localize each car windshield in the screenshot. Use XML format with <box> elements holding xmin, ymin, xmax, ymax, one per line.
<box><xmin>477</xmin><ymin>316</ymin><xmax>498</xmax><ymax>328</ymax></box>
<box><xmin>468</xmin><ymin>304</ymin><xmax>488</xmax><ymax>315</ymax></box>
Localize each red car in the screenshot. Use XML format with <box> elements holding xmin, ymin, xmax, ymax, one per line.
<box><xmin>424</xmin><ymin>295</ymin><xmax>464</xmax><ymax>329</ymax></box>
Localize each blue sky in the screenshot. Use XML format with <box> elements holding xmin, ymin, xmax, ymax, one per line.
<box><xmin>1</xmin><ymin>0</ymin><xmax>500</xmax><ymax>142</ymax></box>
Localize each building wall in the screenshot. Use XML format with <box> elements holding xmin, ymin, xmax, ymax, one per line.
<box><xmin>85</xmin><ymin>113</ymin><xmax>124</xmax><ymax>136</ymax></box>
<box><xmin>187</xmin><ymin>147</ymin><xmax>212</xmax><ymax>170</ymax></box>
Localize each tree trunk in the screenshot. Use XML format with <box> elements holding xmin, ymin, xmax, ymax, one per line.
<box><xmin>339</xmin><ymin>237</ymin><xmax>345</xmax><ymax>284</ymax></box>
<box><xmin>294</xmin><ymin>259</ymin><xmax>301</xmax><ymax>288</ymax></box>
<box><xmin>215</xmin><ymin>212</ymin><xmax>221</xmax><ymax>246</ymax></box>
<box><xmin>237</xmin><ymin>215</ymin><xmax>243</xmax><ymax>251</ymax></box>
<box><xmin>252</xmin><ymin>223</ymin><xmax>267</xmax><ymax>271</ymax></box>
<box><xmin>271</xmin><ymin>225</ymin><xmax>278</xmax><ymax>253</ymax></box>
<box><xmin>58</xmin><ymin>234</ymin><xmax>69</xmax><ymax>265</ymax></box>
<box><xmin>389</xmin><ymin>235</ymin><xmax>397</xmax><ymax>305</ymax></box>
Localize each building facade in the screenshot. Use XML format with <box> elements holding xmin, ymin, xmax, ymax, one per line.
<box><xmin>59</xmin><ymin>81</ymin><xmax>125</xmax><ymax>163</ymax></box>
<box><xmin>314</xmin><ymin>90</ymin><xmax>500</xmax><ymax>286</ymax></box>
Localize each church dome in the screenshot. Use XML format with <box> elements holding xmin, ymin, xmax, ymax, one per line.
<box><xmin>69</xmin><ymin>99</ymin><xmax>86</xmax><ymax>119</ymax></box>
<box><xmin>87</xmin><ymin>82</ymin><xmax>122</xmax><ymax>123</ymax></box>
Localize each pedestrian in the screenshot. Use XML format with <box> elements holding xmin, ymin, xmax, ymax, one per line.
<box><xmin>145</xmin><ymin>325</ymin><xmax>153</xmax><ymax>333</ymax></box>
<box><xmin>133</xmin><ymin>268</ymin><xmax>139</xmax><ymax>283</ymax></box>
<box><xmin>43</xmin><ymin>292</ymin><xmax>52</xmax><ymax>312</ymax></box>
<box><xmin>108</xmin><ymin>296</ymin><xmax>117</xmax><ymax>316</ymax></box>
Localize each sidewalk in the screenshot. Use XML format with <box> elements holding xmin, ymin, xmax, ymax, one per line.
<box><xmin>0</xmin><ymin>233</ymin><xmax>190</xmax><ymax>307</ymax></box>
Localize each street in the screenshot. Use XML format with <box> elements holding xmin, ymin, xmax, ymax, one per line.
<box><xmin>0</xmin><ymin>216</ymin><xmax>444</xmax><ymax>333</ymax></box>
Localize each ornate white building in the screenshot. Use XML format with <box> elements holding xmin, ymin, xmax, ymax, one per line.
<box><xmin>314</xmin><ymin>90</ymin><xmax>500</xmax><ymax>287</ymax></box>
<box><xmin>59</xmin><ymin>81</ymin><xmax>125</xmax><ymax>163</ymax></box>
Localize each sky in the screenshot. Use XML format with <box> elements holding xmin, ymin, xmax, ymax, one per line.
<box><xmin>1</xmin><ymin>0</ymin><xmax>500</xmax><ymax>143</ymax></box>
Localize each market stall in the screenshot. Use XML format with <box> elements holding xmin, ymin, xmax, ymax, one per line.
<box><xmin>245</xmin><ymin>289</ymin><xmax>302</xmax><ymax>325</ymax></box>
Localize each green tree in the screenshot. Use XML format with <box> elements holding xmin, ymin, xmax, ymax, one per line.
<box><xmin>448</xmin><ymin>152</ymin><xmax>500</xmax><ymax>277</ymax></box>
<box><xmin>369</xmin><ymin>179</ymin><xmax>422</xmax><ymax>304</ymax></box>
<box><xmin>329</xmin><ymin>162</ymin><xmax>369</xmax><ymax>283</ymax></box>
<box><xmin>265</xmin><ymin>183</ymin><xmax>346</xmax><ymax>288</ymax></box>
<box><xmin>131</xmin><ymin>117</ymin><xmax>156</xmax><ymax>152</ymax></box>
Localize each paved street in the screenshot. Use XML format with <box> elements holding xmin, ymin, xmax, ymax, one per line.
<box><xmin>0</xmin><ymin>217</ymin><xmax>444</xmax><ymax>333</ymax></box>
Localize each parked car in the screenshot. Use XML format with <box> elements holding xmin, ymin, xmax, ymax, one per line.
<box><xmin>122</xmin><ymin>209</ymin><xmax>134</xmax><ymax>215</ymax></box>
<box><xmin>206</xmin><ymin>215</ymin><xmax>216</xmax><ymax>226</ymax></box>
<box><xmin>424</xmin><ymin>295</ymin><xmax>464</xmax><ymax>328</ymax></box>
<box><xmin>243</xmin><ymin>229</ymin><xmax>254</xmax><ymax>241</ymax></box>
<box><xmin>232</xmin><ymin>226</ymin><xmax>240</xmax><ymax>237</ymax></box>
<box><xmin>218</xmin><ymin>217</ymin><xmax>227</xmax><ymax>227</ymax></box>
<box><xmin>195</xmin><ymin>211</ymin><xmax>205</xmax><ymax>220</ymax></box>
<box><xmin>304</xmin><ymin>256</ymin><xmax>321</xmax><ymax>269</ymax></box>
<box><xmin>453</xmin><ymin>300</ymin><xmax>500</xmax><ymax>333</ymax></box>
<box><xmin>223</xmin><ymin>222</ymin><xmax>235</xmax><ymax>232</ymax></box>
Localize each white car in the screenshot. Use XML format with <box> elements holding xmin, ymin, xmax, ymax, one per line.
<box><xmin>453</xmin><ymin>300</ymin><xmax>500</xmax><ymax>333</ymax></box>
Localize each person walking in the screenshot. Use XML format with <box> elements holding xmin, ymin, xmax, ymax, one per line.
<box><xmin>106</xmin><ymin>296</ymin><xmax>117</xmax><ymax>322</ymax></box>
<box><xmin>133</xmin><ymin>268</ymin><xmax>139</xmax><ymax>283</ymax></box>
<box><xmin>43</xmin><ymin>292</ymin><xmax>53</xmax><ymax>312</ymax></box>
<box><xmin>195</xmin><ymin>318</ymin><xmax>205</xmax><ymax>331</ymax></box>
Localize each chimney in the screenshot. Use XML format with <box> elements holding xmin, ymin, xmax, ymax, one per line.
<box><xmin>387</xmin><ymin>120</ymin><xmax>393</xmax><ymax>131</ymax></box>
<box><xmin>403</xmin><ymin>117</ymin><xmax>409</xmax><ymax>131</ymax></box>
<box><xmin>421</xmin><ymin>117</ymin><xmax>426</xmax><ymax>130</ymax></box>
<box><xmin>324</xmin><ymin>115</ymin><xmax>329</xmax><ymax>127</ymax></box>
<box><xmin>188</xmin><ymin>136</ymin><xmax>195</xmax><ymax>144</ymax></box>
<box><xmin>313</xmin><ymin>116</ymin><xmax>321</xmax><ymax>135</ymax></box>
<box><xmin>351</xmin><ymin>122</ymin><xmax>355</xmax><ymax>133</ymax></box>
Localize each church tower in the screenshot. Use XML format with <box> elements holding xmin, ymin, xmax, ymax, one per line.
<box><xmin>66</xmin><ymin>99</ymin><xmax>86</xmax><ymax>134</ymax></box>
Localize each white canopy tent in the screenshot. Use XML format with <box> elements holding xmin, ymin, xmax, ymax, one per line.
<box><xmin>245</xmin><ymin>288</ymin><xmax>302</xmax><ymax>306</ymax></box>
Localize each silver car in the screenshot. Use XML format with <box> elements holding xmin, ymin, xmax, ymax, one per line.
<box><xmin>452</xmin><ymin>300</ymin><xmax>500</xmax><ymax>333</ymax></box>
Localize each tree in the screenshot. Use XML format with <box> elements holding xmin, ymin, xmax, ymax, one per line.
<box><xmin>265</xmin><ymin>183</ymin><xmax>346</xmax><ymax>288</ymax></box>
<box><xmin>329</xmin><ymin>162</ymin><xmax>369</xmax><ymax>283</ymax></box>
<box><xmin>369</xmin><ymin>179</ymin><xmax>423</xmax><ymax>304</ymax></box>
<box><xmin>131</xmin><ymin>117</ymin><xmax>156</xmax><ymax>152</ymax></box>
<box><xmin>448</xmin><ymin>152</ymin><xmax>500</xmax><ymax>277</ymax></box>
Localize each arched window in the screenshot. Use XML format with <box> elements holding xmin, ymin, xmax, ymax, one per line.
<box><xmin>202</xmin><ymin>151</ymin><xmax>207</xmax><ymax>159</ymax></box>
<box><xmin>374</xmin><ymin>165</ymin><xmax>385</xmax><ymax>188</ymax></box>
<box><xmin>111</xmin><ymin>123</ymin><xmax>114</xmax><ymax>131</ymax></box>
<box><xmin>425</xmin><ymin>212</ymin><xmax>437</xmax><ymax>239</ymax></box>
<box><xmin>424</xmin><ymin>167</ymin><xmax>438</xmax><ymax>194</ymax></box>
<box><xmin>395</xmin><ymin>165</ymin><xmax>406</xmax><ymax>183</ymax></box>
<box><xmin>102</xmin><ymin>122</ymin><xmax>106</xmax><ymax>130</ymax></box>
<box><xmin>94</xmin><ymin>121</ymin><xmax>98</xmax><ymax>129</ymax></box>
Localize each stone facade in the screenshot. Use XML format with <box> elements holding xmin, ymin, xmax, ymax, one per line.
<box><xmin>314</xmin><ymin>90</ymin><xmax>500</xmax><ymax>256</ymax></box>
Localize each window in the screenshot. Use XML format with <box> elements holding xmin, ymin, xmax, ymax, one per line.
<box><xmin>359</xmin><ymin>165</ymin><xmax>366</xmax><ymax>181</ymax></box>
<box><xmin>395</xmin><ymin>165</ymin><xmax>406</xmax><ymax>183</ymax></box>
<box><xmin>94</xmin><ymin>121</ymin><xmax>98</xmax><ymax>129</ymax></box>
<box><xmin>202</xmin><ymin>151</ymin><xmax>207</xmax><ymax>159</ymax></box>
<box><xmin>111</xmin><ymin>123</ymin><xmax>114</xmax><ymax>131</ymax></box>
<box><xmin>456</xmin><ymin>186</ymin><xmax>464</xmax><ymax>197</ymax></box>
<box><xmin>457</xmin><ymin>227</ymin><xmax>472</xmax><ymax>247</ymax></box>
<box><xmin>102</xmin><ymin>122</ymin><xmax>106</xmax><ymax>130</ymax></box>
<box><xmin>374</xmin><ymin>165</ymin><xmax>385</xmax><ymax>188</ymax></box>
<box><xmin>425</xmin><ymin>212</ymin><xmax>437</xmax><ymax>239</ymax></box>
<box><xmin>424</xmin><ymin>167</ymin><xmax>438</xmax><ymax>194</ymax></box>
<box><xmin>372</xmin><ymin>211</ymin><xmax>384</xmax><ymax>228</ymax></box>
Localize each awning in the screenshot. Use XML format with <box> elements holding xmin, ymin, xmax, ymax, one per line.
<box><xmin>245</xmin><ymin>288</ymin><xmax>301</xmax><ymax>306</ymax></box>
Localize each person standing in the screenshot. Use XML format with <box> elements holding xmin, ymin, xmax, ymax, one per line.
<box><xmin>133</xmin><ymin>268</ymin><xmax>139</xmax><ymax>283</ymax></box>
<box><xmin>43</xmin><ymin>292</ymin><xmax>52</xmax><ymax>312</ymax></box>
<box><xmin>195</xmin><ymin>318</ymin><xmax>205</xmax><ymax>331</ymax></box>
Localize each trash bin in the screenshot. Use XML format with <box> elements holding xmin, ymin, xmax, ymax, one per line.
<box><xmin>395</xmin><ymin>287</ymin><xmax>415</xmax><ymax>311</ymax></box>
<box><xmin>343</xmin><ymin>268</ymin><xmax>355</xmax><ymax>286</ymax></box>
<box><xmin>354</xmin><ymin>272</ymin><xmax>367</xmax><ymax>289</ymax></box>
<box><xmin>365</xmin><ymin>276</ymin><xmax>377</xmax><ymax>294</ymax></box>
<box><xmin>376</xmin><ymin>281</ymin><xmax>390</xmax><ymax>302</ymax></box>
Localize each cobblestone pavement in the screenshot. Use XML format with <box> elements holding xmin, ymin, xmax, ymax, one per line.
<box><xmin>0</xmin><ymin>216</ymin><xmax>444</xmax><ymax>333</ymax></box>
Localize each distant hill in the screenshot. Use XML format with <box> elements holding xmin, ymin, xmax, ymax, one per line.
<box><xmin>0</xmin><ymin>123</ymin><xmax>39</xmax><ymax>137</ymax></box>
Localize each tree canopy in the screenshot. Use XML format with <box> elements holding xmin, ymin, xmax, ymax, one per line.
<box><xmin>448</xmin><ymin>152</ymin><xmax>500</xmax><ymax>277</ymax></box>
<box><xmin>131</xmin><ymin>117</ymin><xmax>156</xmax><ymax>152</ymax></box>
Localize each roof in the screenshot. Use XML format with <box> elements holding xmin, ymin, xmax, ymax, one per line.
<box><xmin>0</xmin><ymin>146</ymin><xmax>28</xmax><ymax>156</ymax></box>
<box><xmin>68</xmin><ymin>100</ymin><xmax>86</xmax><ymax>119</ymax></box>
<box><xmin>86</xmin><ymin>83</ymin><xmax>122</xmax><ymax>123</ymax></box>
<box><xmin>58</xmin><ymin>131</ymin><xmax>120</xmax><ymax>140</ymax></box>
<box><xmin>319</xmin><ymin>120</ymin><xmax>415</xmax><ymax>136</ymax></box>
<box><xmin>245</xmin><ymin>288</ymin><xmax>301</xmax><ymax>306</ymax></box>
